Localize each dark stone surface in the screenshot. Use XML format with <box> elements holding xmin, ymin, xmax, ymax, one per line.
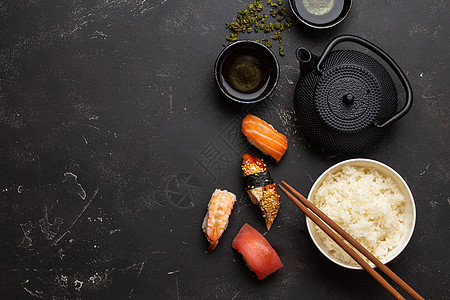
<box><xmin>0</xmin><ymin>1</ymin><xmax>448</xmax><ymax>299</ymax></box>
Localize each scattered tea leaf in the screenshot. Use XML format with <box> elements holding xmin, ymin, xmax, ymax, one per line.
<box><xmin>224</xmin><ymin>0</ymin><xmax>292</xmax><ymax>56</ymax></box>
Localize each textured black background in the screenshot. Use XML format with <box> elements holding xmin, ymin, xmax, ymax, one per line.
<box><xmin>0</xmin><ymin>1</ymin><xmax>448</xmax><ymax>299</ymax></box>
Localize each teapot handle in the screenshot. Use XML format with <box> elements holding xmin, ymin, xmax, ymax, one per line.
<box><xmin>316</xmin><ymin>35</ymin><xmax>413</xmax><ymax>128</ymax></box>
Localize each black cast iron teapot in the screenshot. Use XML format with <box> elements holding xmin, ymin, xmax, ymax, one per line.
<box><xmin>294</xmin><ymin>35</ymin><xmax>412</xmax><ymax>153</ymax></box>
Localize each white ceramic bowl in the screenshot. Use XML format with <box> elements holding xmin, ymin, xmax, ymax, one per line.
<box><xmin>306</xmin><ymin>158</ymin><xmax>416</xmax><ymax>269</ymax></box>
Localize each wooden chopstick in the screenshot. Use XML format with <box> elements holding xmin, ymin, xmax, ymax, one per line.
<box><xmin>279</xmin><ymin>181</ymin><xmax>424</xmax><ymax>300</ymax></box>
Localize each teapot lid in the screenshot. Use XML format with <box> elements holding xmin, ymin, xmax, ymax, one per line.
<box><xmin>315</xmin><ymin>64</ymin><xmax>382</xmax><ymax>133</ymax></box>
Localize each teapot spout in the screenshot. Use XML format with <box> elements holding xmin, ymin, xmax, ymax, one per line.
<box><xmin>296</xmin><ymin>47</ymin><xmax>319</xmax><ymax>76</ymax></box>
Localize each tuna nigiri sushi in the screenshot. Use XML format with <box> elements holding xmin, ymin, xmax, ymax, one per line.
<box><xmin>232</xmin><ymin>223</ymin><xmax>283</xmax><ymax>280</ymax></box>
<box><xmin>202</xmin><ymin>189</ymin><xmax>236</xmax><ymax>251</ymax></box>
<box><xmin>241</xmin><ymin>114</ymin><xmax>288</xmax><ymax>163</ymax></box>
<box><xmin>242</xmin><ymin>153</ymin><xmax>280</xmax><ymax>230</ymax></box>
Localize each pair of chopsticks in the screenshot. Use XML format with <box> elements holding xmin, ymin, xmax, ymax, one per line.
<box><xmin>278</xmin><ymin>181</ymin><xmax>424</xmax><ymax>300</ymax></box>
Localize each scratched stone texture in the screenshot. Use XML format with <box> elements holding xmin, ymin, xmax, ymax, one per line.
<box><xmin>0</xmin><ymin>0</ymin><xmax>449</xmax><ymax>299</ymax></box>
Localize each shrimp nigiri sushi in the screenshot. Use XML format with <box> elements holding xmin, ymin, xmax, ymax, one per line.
<box><xmin>202</xmin><ymin>189</ymin><xmax>236</xmax><ymax>251</ymax></box>
<box><xmin>241</xmin><ymin>114</ymin><xmax>288</xmax><ymax>163</ymax></box>
<box><xmin>242</xmin><ymin>153</ymin><xmax>280</xmax><ymax>230</ymax></box>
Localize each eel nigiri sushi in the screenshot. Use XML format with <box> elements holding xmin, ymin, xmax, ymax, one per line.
<box><xmin>202</xmin><ymin>189</ymin><xmax>236</xmax><ymax>251</ymax></box>
<box><xmin>241</xmin><ymin>114</ymin><xmax>288</xmax><ymax>163</ymax></box>
<box><xmin>241</xmin><ymin>153</ymin><xmax>280</xmax><ymax>230</ymax></box>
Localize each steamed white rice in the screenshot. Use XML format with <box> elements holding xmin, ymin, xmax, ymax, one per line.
<box><xmin>312</xmin><ymin>165</ymin><xmax>406</xmax><ymax>266</ymax></box>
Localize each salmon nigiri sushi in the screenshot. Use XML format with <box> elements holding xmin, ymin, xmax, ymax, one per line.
<box><xmin>241</xmin><ymin>114</ymin><xmax>288</xmax><ymax>163</ymax></box>
<box><xmin>202</xmin><ymin>189</ymin><xmax>236</xmax><ymax>251</ymax></box>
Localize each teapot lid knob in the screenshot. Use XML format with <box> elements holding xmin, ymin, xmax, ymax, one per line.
<box><xmin>343</xmin><ymin>93</ymin><xmax>354</xmax><ymax>105</ymax></box>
